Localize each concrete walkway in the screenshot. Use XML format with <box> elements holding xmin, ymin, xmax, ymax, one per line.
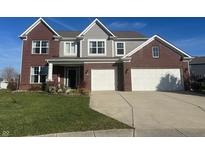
<box><xmin>36</xmin><ymin>129</ymin><xmax>134</xmax><ymax>137</ymax></box>
<box><xmin>90</xmin><ymin>91</ymin><xmax>205</xmax><ymax>137</ymax></box>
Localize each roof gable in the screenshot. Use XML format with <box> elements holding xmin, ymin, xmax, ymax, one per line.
<box><xmin>78</xmin><ymin>18</ymin><xmax>115</xmax><ymax>37</ymax></box>
<box><xmin>20</xmin><ymin>18</ymin><xmax>60</xmax><ymax>38</ymax></box>
<box><xmin>122</xmin><ymin>35</ymin><xmax>192</xmax><ymax>59</ymax></box>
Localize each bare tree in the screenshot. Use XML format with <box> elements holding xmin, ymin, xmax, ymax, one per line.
<box><xmin>1</xmin><ymin>67</ymin><xmax>18</xmax><ymax>82</ymax></box>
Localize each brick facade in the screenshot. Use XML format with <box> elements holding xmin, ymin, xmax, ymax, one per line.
<box><xmin>19</xmin><ymin>20</ymin><xmax>190</xmax><ymax>91</ymax></box>
<box><xmin>122</xmin><ymin>39</ymin><xmax>190</xmax><ymax>91</ymax></box>
<box><xmin>19</xmin><ymin>22</ymin><xmax>59</xmax><ymax>89</ymax></box>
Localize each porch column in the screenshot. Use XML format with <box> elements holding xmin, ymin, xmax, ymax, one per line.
<box><xmin>48</xmin><ymin>63</ymin><xmax>53</xmax><ymax>81</ymax></box>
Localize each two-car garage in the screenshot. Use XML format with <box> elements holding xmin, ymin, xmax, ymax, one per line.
<box><xmin>91</xmin><ymin>68</ymin><xmax>183</xmax><ymax>91</ymax></box>
<box><xmin>88</xmin><ymin>36</ymin><xmax>190</xmax><ymax>92</ymax></box>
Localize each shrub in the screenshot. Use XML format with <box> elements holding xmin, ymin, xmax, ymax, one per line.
<box><xmin>7</xmin><ymin>81</ymin><xmax>17</xmax><ymax>91</ymax></box>
<box><xmin>48</xmin><ymin>86</ymin><xmax>57</xmax><ymax>94</ymax></box>
<box><xmin>65</xmin><ymin>88</ymin><xmax>72</xmax><ymax>94</ymax></box>
<box><xmin>78</xmin><ymin>80</ymin><xmax>86</xmax><ymax>89</ymax></box>
<box><xmin>41</xmin><ymin>83</ymin><xmax>47</xmax><ymax>91</ymax></box>
<box><xmin>77</xmin><ymin>88</ymin><xmax>89</xmax><ymax>96</ymax></box>
<box><xmin>57</xmin><ymin>88</ymin><xmax>63</xmax><ymax>93</ymax></box>
<box><xmin>45</xmin><ymin>81</ymin><xmax>55</xmax><ymax>93</ymax></box>
<box><xmin>190</xmin><ymin>81</ymin><xmax>202</xmax><ymax>91</ymax></box>
<box><xmin>29</xmin><ymin>84</ymin><xmax>42</xmax><ymax>91</ymax></box>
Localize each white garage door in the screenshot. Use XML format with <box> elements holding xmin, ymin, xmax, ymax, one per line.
<box><xmin>91</xmin><ymin>69</ymin><xmax>116</xmax><ymax>91</ymax></box>
<box><xmin>131</xmin><ymin>69</ymin><xmax>183</xmax><ymax>91</ymax></box>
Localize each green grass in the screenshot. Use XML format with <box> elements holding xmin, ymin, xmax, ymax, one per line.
<box><xmin>0</xmin><ymin>90</ymin><xmax>129</xmax><ymax>136</ymax></box>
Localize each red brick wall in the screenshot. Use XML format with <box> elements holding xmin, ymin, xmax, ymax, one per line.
<box><xmin>130</xmin><ymin>39</ymin><xmax>184</xmax><ymax>68</ymax></box>
<box><xmin>53</xmin><ymin>66</ymin><xmax>64</xmax><ymax>86</ymax></box>
<box><xmin>182</xmin><ymin>61</ymin><xmax>190</xmax><ymax>90</ymax></box>
<box><xmin>123</xmin><ymin>39</ymin><xmax>189</xmax><ymax>91</ymax></box>
<box><xmin>19</xmin><ymin>22</ymin><xmax>59</xmax><ymax>90</ymax></box>
<box><xmin>122</xmin><ymin>62</ymin><xmax>131</xmax><ymax>91</ymax></box>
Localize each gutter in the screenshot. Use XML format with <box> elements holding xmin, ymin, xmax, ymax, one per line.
<box><xmin>46</xmin><ymin>57</ymin><xmax>131</xmax><ymax>64</ymax></box>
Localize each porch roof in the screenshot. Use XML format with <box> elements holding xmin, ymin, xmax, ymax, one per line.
<box><xmin>46</xmin><ymin>57</ymin><xmax>131</xmax><ymax>64</ymax></box>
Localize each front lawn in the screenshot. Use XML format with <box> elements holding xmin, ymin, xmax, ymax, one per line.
<box><xmin>0</xmin><ymin>90</ymin><xmax>129</xmax><ymax>136</ymax></box>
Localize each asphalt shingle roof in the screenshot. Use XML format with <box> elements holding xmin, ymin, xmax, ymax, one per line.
<box><xmin>113</xmin><ymin>31</ymin><xmax>146</xmax><ymax>38</ymax></box>
<box><xmin>56</xmin><ymin>31</ymin><xmax>146</xmax><ymax>38</ymax></box>
<box><xmin>190</xmin><ymin>57</ymin><xmax>205</xmax><ymax>64</ymax></box>
<box><xmin>57</xmin><ymin>31</ymin><xmax>81</xmax><ymax>38</ymax></box>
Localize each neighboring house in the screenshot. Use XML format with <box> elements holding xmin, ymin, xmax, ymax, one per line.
<box><xmin>190</xmin><ymin>56</ymin><xmax>205</xmax><ymax>80</ymax></box>
<box><xmin>19</xmin><ymin>18</ymin><xmax>192</xmax><ymax>91</ymax></box>
<box><xmin>0</xmin><ymin>79</ymin><xmax>8</xmax><ymax>89</ymax></box>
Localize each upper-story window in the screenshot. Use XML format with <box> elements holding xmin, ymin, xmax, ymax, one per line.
<box><xmin>152</xmin><ymin>46</ymin><xmax>160</xmax><ymax>58</ymax></box>
<box><xmin>64</xmin><ymin>41</ymin><xmax>77</xmax><ymax>56</ymax></box>
<box><xmin>32</xmin><ymin>40</ymin><xmax>49</xmax><ymax>54</ymax></box>
<box><xmin>88</xmin><ymin>39</ymin><xmax>106</xmax><ymax>56</ymax></box>
<box><xmin>30</xmin><ymin>66</ymin><xmax>48</xmax><ymax>84</ymax></box>
<box><xmin>115</xmin><ymin>42</ymin><xmax>125</xmax><ymax>56</ymax></box>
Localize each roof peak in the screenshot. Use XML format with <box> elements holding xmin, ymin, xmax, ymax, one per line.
<box><xmin>20</xmin><ymin>17</ymin><xmax>60</xmax><ymax>38</ymax></box>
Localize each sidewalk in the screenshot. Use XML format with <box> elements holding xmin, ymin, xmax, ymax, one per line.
<box><xmin>35</xmin><ymin>129</ymin><xmax>134</xmax><ymax>137</ymax></box>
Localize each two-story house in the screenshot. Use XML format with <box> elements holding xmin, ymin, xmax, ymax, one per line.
<box><xmin>19</xmin><ymin>18</ymin><xmax>192</xmax><ymax>91</ymax></box>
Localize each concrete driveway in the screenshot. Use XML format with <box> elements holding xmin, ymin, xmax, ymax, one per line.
<box><xmin>90</xmin><ymin>91</ymin><xmax>205</xmax><ymax>137</ymax></box>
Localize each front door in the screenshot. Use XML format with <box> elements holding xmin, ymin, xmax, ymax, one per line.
<box><xmin>68</xmin><ymin>69</ymin><xmax>76</xmax><ymax>88</ymax></box>
<box><xmin>64</xmin><ymin>68</ymin><xmax>77</xmax><ymax>89</ymax></box>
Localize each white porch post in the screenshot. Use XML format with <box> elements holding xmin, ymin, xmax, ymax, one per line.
<box><xmin>48</xmin><ymin>63</ymin><xmax>53</xmax><ymax>81</ymax></box>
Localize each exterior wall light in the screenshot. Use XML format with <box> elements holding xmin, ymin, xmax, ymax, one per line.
<box><xmin>85</xmin><ymin>70</ymin><xmax>89</xmax><ymax>75</ymax></box>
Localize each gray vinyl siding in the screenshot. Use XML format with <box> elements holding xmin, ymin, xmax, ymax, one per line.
<box><xmin>59</xmin><ymin>23</ymin><xmax>146</xmax><ymax>58</ymax></box>
<box><xmin>114</xmin><ymin>40</ymin><xmax>144</xmax><ymax>56</ymax></box>
<box><xmin>190</xmin><ymin>64</ymin><xmax>205</xmax><ymax>78</ymax></box>
<box><xmin>81</xmin><ymin>23</ymin><xmax>112</xmax><ymax>57</ymax></box>
<box><xmin>59</xmin><ymin>40</ymin><xmax>80</xmax><ymax>57</ymax></box>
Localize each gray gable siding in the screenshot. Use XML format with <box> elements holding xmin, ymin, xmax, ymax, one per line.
<box><xmin>81</xmin><ymin>23</ymin><xmax>113</xmax><ymax>57</ymax></box>
<box><xmin>114</xmin><ymin>40</ymin><xmax>145</xmax><ymax>56</ymax></box>
<box><xmin>59</xmin><ymin>40</ymin><xmax>80</xmax><ymax>57</ymax></box>
<box><xmin>59</xmin><ymin>23</ymin><xmax>146</xmax><ymax>58</ymax></box>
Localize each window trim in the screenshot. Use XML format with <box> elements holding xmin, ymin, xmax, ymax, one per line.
<box><xmin>152</xmin><ymin>46</ymin><xmax>160</xmax><ymax>58</ymax></box>
<box><xmin>115</xmin><ymin>42</ymin><xmax>126</xmax><ymax>56</ymax></box>
<box><xmin>63</xmin><ymin>41</ymin><xmax>77</xmax><ymax>56</ymax></box>
<box><xmin>88</xmin><ymin>39</ymin><xmax>107</xmax><ymax>56</ymax></box>
<box><xmin>30</xmin><ymin>66</ymin><xmax>48</xmax><ymax>84</ymax></box>
<box><xmin>31</xmin><ymin>40</ymin><xmax>49</xmax><ymax>54</ymax></box>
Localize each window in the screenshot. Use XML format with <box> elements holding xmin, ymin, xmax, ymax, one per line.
<box><xmin>30</xmin><ymin>66</ymin><xmax>48</xmax><ymax>83</ymax></box>
<box><xmin>32</xmin><ymin>40</ymin><xmax>49</xmax><ymax>54</ymax></box>
<box><xmin>152</xmin><ymin>46</ymin><xmax>160</xmax><ymax>58</ymax></box>
<box><xmin>64</xmin><ymin>41</ymin><xmax>76</xmax><ymax>56</ymax></box>
<box><xmin>88</xmin><ymin>40</ymin><xmax>106</xmax><ymax>55</ymax></box>
<box><xmin>116</xmin><ymin>42</ymin><xmax>125</xmax><ymax>56</ymax></box>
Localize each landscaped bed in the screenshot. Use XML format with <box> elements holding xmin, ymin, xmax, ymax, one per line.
<box><xmin>0</xmin><ymin>90</ymin><xmax>129</xmax><ymax>136</ymax></box>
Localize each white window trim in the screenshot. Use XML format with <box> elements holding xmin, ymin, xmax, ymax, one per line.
<box><xmin>63</xmin><ymin>41</ymin><xmax>77</xmax><ymax>56</ymax></box>
<box><xmin>152</xmin><ymin>46</ymin><xmax>160</xmax><ymax>58</ymax></box>
<box><xmin>31</xmin><ymin>40</ymin><xmax>49</xmax><ymax>54</ymax></box>
<box><xmin>30</xmin><ymin>66</ymin><xmax>48</xmax><ymax>84</ymax></box>
<box><xmin>88</xmin><ymin>39</ymin><xmax>107</xmax><ymax>56</ymax></box>
<box><xmin>115</xmin><ymin>42</ymin><xmax>126</xmax><ymax>56</ymax></box>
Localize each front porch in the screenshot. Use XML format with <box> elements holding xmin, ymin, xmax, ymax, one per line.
<box><xmin>46</xmin><ymin>57</ymin><xmax>126</xmax><ymax>91</ymax></box>
<box><xmin>48</xmin><ymin>64</ymin><xmax>84</xmax><ymax>89</ymax></box>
